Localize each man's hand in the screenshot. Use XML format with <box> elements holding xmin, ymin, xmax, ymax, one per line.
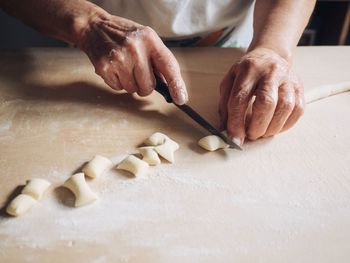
<box><xmin>218</xmin><ymin>0</ymin><xmax>315</xmax><ymax>146</ymax></box>
<box><xmin>0</xmin><ymin>0</ymin><xmax>188</xmax><ymax>105</ymax></box>
<box><xmin>77</xmin><ymin>13</ymin><xmax>188</xmax><ymax>104</ymax></box>
<box><xmin>219</xmin><ymin>48</ymin><xmax>305</xmax><ymax>146</ymax></box>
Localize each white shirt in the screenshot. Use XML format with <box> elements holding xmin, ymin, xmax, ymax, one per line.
<box><xmin>91</xmin><ymin>0</ymin><xmax>255</xmax><ymax>47</ymax></box>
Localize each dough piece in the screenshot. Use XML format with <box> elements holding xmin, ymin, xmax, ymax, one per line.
<box><xmin>117</xmin><ymin>155</ymin><xmax>149</xmax><ymax>178</ymax></box>
<box><xmin>198</xmin><ymin>135</ymin><xmax>229</xmax><ymax>151</ymax></box>
<box><xmin>144</xmin><ymin>132</ymin><xmax>169</xmax><ymax>146</ymax></box>
<box><xmin>138</xmin><ymin>147</ymin><xmax>161</xmax><ymax>166</ymax></box>
<box><xmin>63</xmin><ymin>173</ymin><xmax>98</xmax><ymax>207</ymax></box>
<box><xmin>143</xmin><ymin>132</ymin><xmax>179</xmax><ymax>163</ymax></box>
<box><xmin>305</xmin><ymin>81</ymin><xmax>350</xmax><ymax>104</ymax></box>
<box><xmin>6</xmin><ymin>194</ymin><xmax>37</xmax><ymax>217</ymax></box>
<box><xmin>82</xmin><ymin>155</ymin><xmax>113</xmax><ymax>179</ymax></box>
<box><xmin>21</xmin><ymin>178</ymin><xmax>51</xmax><ymax>200</ymax></box>
<box><xmin>154</xmin><ymin>139</ymin><xmax>180</xmax><ymax>163</ymax></box>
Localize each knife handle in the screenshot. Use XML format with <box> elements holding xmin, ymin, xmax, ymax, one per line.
<box><xmin>155</xmin><ymin>75</ymin><xmax>173</xmax><ymax>103</ymax></box>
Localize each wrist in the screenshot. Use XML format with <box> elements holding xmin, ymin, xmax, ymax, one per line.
<box><xmin>248</xmin><ymin>41</ymin><xmax>294</xmax><ymax>63</ymax></box>
<box><xmin>70</xmin><ymin>2</ymin><xmax>108</xmax><ymax>48</ymax></box>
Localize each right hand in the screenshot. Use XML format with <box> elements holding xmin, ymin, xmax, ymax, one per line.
<box><xmin>77</xmin><ymin>12</ymin><xmax>188</xmax><ymax>104</ymax></box>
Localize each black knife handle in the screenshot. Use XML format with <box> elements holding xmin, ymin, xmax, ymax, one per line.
<box><xmin>155</xmin><ymin>75</ymin><xmax>173</xmax><ymax>103</ymax></box>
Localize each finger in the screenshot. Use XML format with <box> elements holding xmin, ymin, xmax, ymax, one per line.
<box><xmin>116</xmin><ymin>58</ymin><xmax>139</xmax><ymax>94</ymax></box>
<box><xmin>264</xmin><ymin>83</ymin><xmax>295</xmax><ymax>137</ymax></box>
<box><xmin>134</xmin><ymin>55</ymin><xmax>156</xmax><ymax>97</ymax></box>
<box><xmin>104</xmin><ymin>72</ymin><xmax>122</xmax><ymax>91</ymax></box>
<box><xmin>245</xmin><ymin>97</ymin><xmax>254</xmax><ymax>129</ymax></box>
<box><xmin>246</xmin><ymin>78</ymin><xmax>279</xmax><ymax>140</ymax></box>
<box><xmin>226</xmin><ymin>73</ymin><xmax>256</xmax><ymax>146</ymax></box>
<box><xmin>281</xmin><ymin>86</ymin><xmax>305</xmax><ymax>132</ymax></box>
<box><xmin>93</xmin><ymin>58</ymin><xmax>122</xmax><ymax>90</ymax></box>
<box><xmin>218</xmin><ymin>66</ymin><xmax>235</xmax><ymax>130</ymax></box>
<box><xmin>153</xmin><ymin>68</ymin><xmax>165</xmax><ymax>81</ymax></box>
<box><xmin>151</xmin><ymin>42</ymin><xmax>188</xmax><ymax>105</ymax></box>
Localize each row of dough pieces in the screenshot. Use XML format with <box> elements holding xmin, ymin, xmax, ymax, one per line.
<box><xmin>7</xmin><ymin>82</ymin><xmax>350</xmax><ymax>216</ymax></box>
<box><xmin>6</xmin><ymin>133</ymin><xmax>228</xmax><ymax>216</ymax></box>
<box><xmin>7</xmin><ymin>132</ymin><xmax>223</xmax><ymax>216</ymax></box>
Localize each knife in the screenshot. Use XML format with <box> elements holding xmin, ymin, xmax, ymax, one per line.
<box><xmin>155</xmin><ymin>76</ymin><xmax>242</xmax><ymax>150</ymax></box>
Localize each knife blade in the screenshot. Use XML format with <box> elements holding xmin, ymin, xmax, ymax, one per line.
<box><xmin>155</xmin><ymin>76</ymin><xmax>242</xmax><ymax>150</ymax></box>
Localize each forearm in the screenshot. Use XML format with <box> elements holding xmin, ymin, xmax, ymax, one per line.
<box><xmin>248</xmin><ymin>0</ymin><xmax>316</xmax><ymax>61</ymax></box>
<box><xmin>0</xmin><ymin>0</ymin><xmax>107</xmax><ymax>46</ymax></box>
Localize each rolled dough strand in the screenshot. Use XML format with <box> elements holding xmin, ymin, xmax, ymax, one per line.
<box><xmin>82</xmin><ymin>155</ymin><xmax>113</xmax><ymax>179</ymax></box>
<box><xmin>305</xmin><ymin>81</ymin><xmax>350</xmax><ymax>104</ymax></box>
<box><xmin>6</xmin><ymin>194</ymin><xmax>37</xmax><ymax>217</ymax></box>
<box><xmin>63</xmin><ymin>173</ymin><xmax>98</xmax><ymax>207</ymax></box>
<box><xmin>138</xmin><ymin>147</ymin><xmax>161</xmax><ymax>166</ymax></box>
<box><xmin>117</xmin><ymin>155</ymin><xmax>149</xmax><ymax>178</ymax></box>
<box><xmin>21</xmin><ymin>178</ymin><xmax>51</xmax><ymax>200</ymax></box>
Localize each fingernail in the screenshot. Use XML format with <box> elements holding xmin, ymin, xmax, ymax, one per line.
<box><xmin>232</xmin><ymin>137</ymin><xmax>243</xmax><ymax>147</ymax></box>
<box><xmin>171</xmin><ymin>79</ymin><xmax>187</xmax><ymax>104</ymax></box>
<box><xmin>178</xmin><ymin>89</ymin><xmax>188</xmax><ymax>104</ymax></box>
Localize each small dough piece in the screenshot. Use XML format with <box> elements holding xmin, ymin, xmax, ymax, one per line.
<box><xmin>198</xmin><ymin>135</ymin><xmax>229</xmax><ymax>151</ymax></box>
<box><xmin>22</xmin><ymin>178</ymin><xmax>51</xmax><ymax>200</ymax></box>
<box><xmin>63</xmin><ymin>173</ymin><xmax>98</xmax><ymax>207</ymax></box>
<box><xmin>144</xmin><ymin>132</ymin><xmax>169</xmax><ymax>146</ymax></box>
<box><xmin>155</xmin><ymin>139</ymin><xmax>179</xmax><ymax>163</ymax></box>
<box><xmin>138</xmin><ymin>147</ymin><xmax>161</xmax><ymax>166</ymax></box>
<box><xmin>117</xmin><ymin>155</ymin><xmax>149</xmax><ymax>178</ymax></box>
<box><xmin>6</xmin><ymin>194</ymin><xmax>37</xmax><ymax>217</ymax></box>
<box><xmin>82</xmin><ymin>155</ymin><xmax>113</xmax><ymax>178</ymax></box>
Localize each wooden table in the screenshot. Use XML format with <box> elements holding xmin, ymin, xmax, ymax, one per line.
<box><xmin>0</xmin><ymin>47</ymin><xmax>349</xmax><ymax>262</ymax></box>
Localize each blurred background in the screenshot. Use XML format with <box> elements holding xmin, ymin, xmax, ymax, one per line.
<box><xmin>0</xmin><ymin>0</ymin><xmax>349</xmax><ymax>48</ymax></box>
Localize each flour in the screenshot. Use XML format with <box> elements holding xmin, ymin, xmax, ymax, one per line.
<box><xmin>0</xmin><ymin>121</ymin><xmax>13</xmax><ymax>141</ymax></box>
<box><xmin>0</xmin><ymin>121</ymin><xmax>11</xmax><ymax>133</ymax></box>
<box><xmin>0</xmin><ymin>155</ymin><xmax>181</xmax><ymax>248</ymax></box>
<box><xmin>0</xmin><ymin>152</ymin><xmax>238</xmax><ymax>250</ymax></box>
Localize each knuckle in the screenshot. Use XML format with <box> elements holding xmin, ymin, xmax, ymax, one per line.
<box><xmin>269</xmin><ymin>61</ymin><xmax>280</xmax><ymax>72</ymax></box>
<box><xmin>234</xmin><ymin>89</ymin><xmax>250</xmax><ymax>104</ymax></box>
<box><xmin>279</xmin><ymin>97</ymin><xmax>294</xmax><ymax>112</ymax></box>
<box><xmin>139</xmin><ymin>27</ymin><xmax>161</xmax><ymax>48</ymax></box>
<box><xmin>116</xmin><ymin>54</ymin><xmax>126</xmax><ymax>64</ymax></box>
<box><xmin>295</xmin><ymin>101</ymin><xmax>305</xmax><ymax>117</ymax></box>
<box><xmin>123</xmin><ymin>39</ymin><xmax>137</xmax><ymax>51</ymax></box>
<box><xmin>261</xmin><ymin>79</ymin><xmax>278</xmax><ymax>88</ymax></box>
<box><xmin>241</xmin><ymin>58</ymin><xmax>258</xmax><ymax>71</ymax></box>
<box><xmin>142</xmin><ymin>26</ymin><xmax>157</xmax><ymax>41</ymax></box>
<box><xmin>108</xmin><ymin>49</ymin><xmax>126</xmax><ymax>65</ymax></box>
<box><xmin>257</xmin><ymin>92</ymin><xmax>276</xmax><ymax>107</ymax></box>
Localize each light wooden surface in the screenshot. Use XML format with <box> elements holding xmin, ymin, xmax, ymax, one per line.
<box><xmin>0</xmin><ymin>47</ymin><xmax>349</xmax><ymax>262</ymax></box>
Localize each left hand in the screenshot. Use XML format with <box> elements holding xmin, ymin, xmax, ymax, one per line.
<box><xmin>219</xmin><ymin>47</ymin><xmax>305</xmax><ymax>146</ymax></box>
